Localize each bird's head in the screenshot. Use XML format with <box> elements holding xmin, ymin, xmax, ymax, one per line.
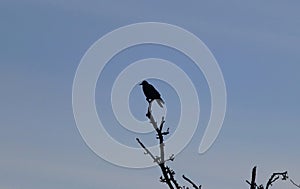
<box><xmin>139</xmin><ymin>80</ymin><xmax>148</xmax><ymax>86</ymax></box>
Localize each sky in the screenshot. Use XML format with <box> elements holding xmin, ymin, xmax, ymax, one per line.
<box><xmin>0</xmin><ymin>1</ymin><xmax>300</xmax><ymax>189</ymax></box>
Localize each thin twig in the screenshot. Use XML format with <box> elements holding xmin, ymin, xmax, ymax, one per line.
<box><xmin>159</xmin><ymin>116</ymin><xmax>165</xmax><ymax>131</ymax></box>
<box><xmin>183</xmin><ymin>175</ymin><xmax>201</xmax><ymax>189</ymax></box>
<box><xmin>266</xmin><ymin>171</ymin><xmax>288</xmax><ymax>189</ymax></box>
<box><xmin>291</xmin><ymin>179</ymin><xmax>300</xmax><ymax>188</ymax></box>
<box><xmin>136</xmin><ymin>138</ymin><xmax>158</xmax><ymax>163</ymax></box>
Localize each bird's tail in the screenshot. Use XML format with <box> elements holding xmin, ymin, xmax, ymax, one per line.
<box><xmin>156</xmin><ymin>99</ymin><xmax>164</xmax><ymax>108</ymax></box>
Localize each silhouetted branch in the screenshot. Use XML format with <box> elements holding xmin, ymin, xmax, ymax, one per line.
<box><xmin>137</xmin><ymin>104</ymin><xmax>176</xmax><ymax>189</ymax></box>
<box><xmin>166</xmin><ymin>166</ymin><xmax>181</xmax><ymax>189</ymax></box>
<box><xmin>291</xmin><ymin>179</ymin><xmax>300</xmax><ymax>188</ymax></box>
<box><xmin>161</xmin><ymin>127</ymin><xmax>170</xmax><ymax>136</ymax></box>
<box><xmin>265</xmin><ymin>171</ymin><xmax>288</xmax><ymax>189</ymax></box>
<box><xmin>136</xmin><ymin>138</ymin><xmax>158</xmax><ymax>163</ymax></box>
<box><xmin>246</xmin><ymin>166</ymin><xmax>288</xmax><ymax>189</ymax></box>
<box><xmin>159</xmin><ymin>117</ymin><xmax>165</xmax><ymax>131</ymax></box>
<box><xmin>183</xmin><ymin>175</ymin><xmax>202</xmax><ymax>189</ymax></box>
<box><xmin>166</xmin><ymin>154</ymin><xmax>175</xmax><ymax>162</ymax></box>
<box><xmin>139</xmin><ymin>102</ymin><xmax>202</xmax><ymax>189</ymax></box>
<box><xmin>251</xmin><ymin>166</ymin><xmax>257</xmax><ymax>189</ymax></box>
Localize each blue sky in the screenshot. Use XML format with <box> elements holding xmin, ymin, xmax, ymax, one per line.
<box><xmin>1</xmin><ymin>1</ymin><xmax>299</xmax><ymax>189</ymax></box>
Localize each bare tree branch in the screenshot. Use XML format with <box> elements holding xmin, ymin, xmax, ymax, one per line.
<box><xmin>137</xmin><ymin>103</ymin><xmax>177</xmax><ymax>189</ymax></box>
<box><xmin>265</xmin><ymin>171</ymin><xmax>288</xmax><ymax>189</ymax></box>
<box><xmin>250</xmin><ymin>166</ymin><xmax>257</xmax><ymax>189</ymax></box>
<box><xmin>139</xmin><ymin>102</ymin><xmax>292</xmax><ymax>189</ymax></box>
<box><xmin>136</xmin><ymin>138</ymin><xmax>158</xmax><ymax>163</ymax></box>
<box><xmin>290</xmin><ymin>179</ymin><xmax>300</xmax><ymax>188</ymax></box>
<box><xmin>246</xmin><ymin>166</ymin><xmax>288</xmax><ymax>189</ymax></box>
<box><xmin>166</xmin><ymin>166</ymin><xmax>181</xmax><ymax>189</ymax></box>
<box><xmin>137</xmin><ymin>101</ymin><xmax>204</xmax><ymax>189</ymax></box>
<box><xmin>183</xmin><ymin>175</ymin><xmax>201</xmax><ymax>189</ymax></box>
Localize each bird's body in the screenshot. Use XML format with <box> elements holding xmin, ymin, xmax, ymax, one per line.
<box><xmin>140</xmin><ymin>80</ymin><xmax>164</xmax><ymax>107</ymax></box>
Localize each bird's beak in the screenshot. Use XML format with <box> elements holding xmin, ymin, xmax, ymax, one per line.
<box><xmin>139</xmin><ymin>82</ymin><xmax>142</xmax><ymax>85</ymax></box>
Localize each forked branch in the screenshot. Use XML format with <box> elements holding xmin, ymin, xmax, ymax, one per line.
<box><xmin>246</xmin><ymin>166</ymin><xmax>288</xmax><ymax>189</ymax></box>
<box><xmin>136</xmin><ymin>102</ymin><xmax>202</xmax><ymax>189</ymax></box>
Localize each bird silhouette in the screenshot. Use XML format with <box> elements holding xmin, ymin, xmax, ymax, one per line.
<box><xmin>140</xmin><ymin>80</ymin><xmax>164</xmax><ymax>108</ymax></box>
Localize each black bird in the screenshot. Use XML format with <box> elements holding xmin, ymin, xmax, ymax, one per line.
<box><xmin>140</xmin><ymin>80</ymin><xmax>164</xmax><ymax>108</ymax></box>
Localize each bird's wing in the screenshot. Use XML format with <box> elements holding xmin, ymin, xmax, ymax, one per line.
<box><xmin>148</xmin><ymin>84</ymin><xmax>161</xmax><ymax>98</ymax></box>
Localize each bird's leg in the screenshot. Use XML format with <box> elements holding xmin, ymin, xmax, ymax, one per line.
<box><xmin>146</xmin><ymin>99</ymin><xmax>153</xmax><ymax>119</ymax></box>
